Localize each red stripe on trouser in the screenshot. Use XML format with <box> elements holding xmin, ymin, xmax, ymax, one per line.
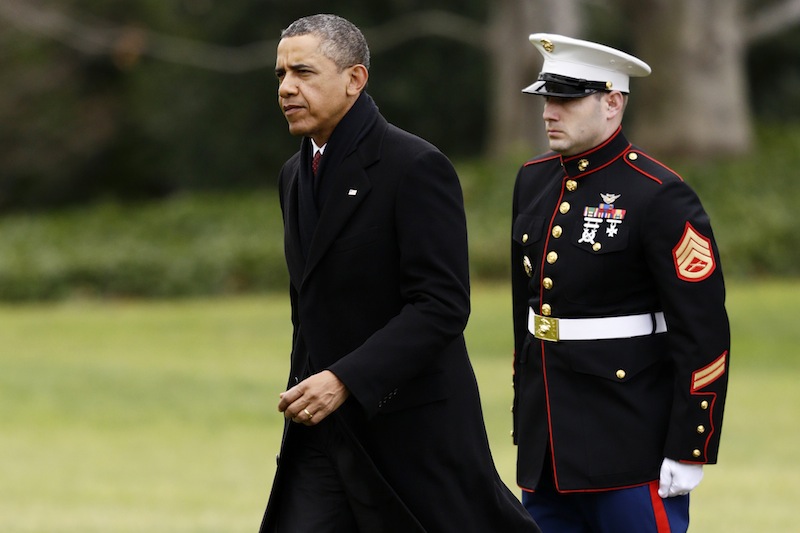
<box><xmin>649</xmin><ymin>481</ymin><xmax>672</xmax><ymax>533</ymax></box>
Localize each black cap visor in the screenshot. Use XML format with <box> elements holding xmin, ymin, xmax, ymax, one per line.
<box><xmin>524</xmin><ymin>73</ymin><xmax>613</xmax><ymax>98</ymax></box>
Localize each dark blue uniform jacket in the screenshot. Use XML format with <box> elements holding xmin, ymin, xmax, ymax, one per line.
<box><xmin>512</xmin><ymin>127</ymin><xmax>730</xmax><ymax>492</ymax></box>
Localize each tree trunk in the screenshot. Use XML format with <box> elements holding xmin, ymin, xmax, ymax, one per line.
<box><xmin>623</xmin><ymin>0</ymin><xmax>752</xmax><ymax>158</ymax></box>
<box><xmin>486</xmin><ymin>0</ymin><xmax>583</xmax><ymax>158</ymax></box>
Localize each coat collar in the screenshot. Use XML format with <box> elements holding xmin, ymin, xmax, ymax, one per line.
<box><xmin>560</xmin><ymin>126</ymin><xmax>631</xmax><ymax>178</ymax></box>
<box><xmin>284</xmin><ymin>94</ymin><xmax>386</xmax><ymax>288</ymax></box>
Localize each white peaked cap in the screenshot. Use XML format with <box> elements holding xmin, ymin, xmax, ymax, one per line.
<box><xmin>523</xmin><ymin>33</ymin><xmax>651</xmax><ymax>96</ymax></box>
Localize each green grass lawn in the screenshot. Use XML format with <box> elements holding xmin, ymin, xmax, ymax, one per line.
<box><xmin>1</xmin><ymin>280</ymin><xmax>798</xmax><ymax>532</ymax></box>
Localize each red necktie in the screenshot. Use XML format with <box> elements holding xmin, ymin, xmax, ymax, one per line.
<box><xmin>312</xmin><ymin>150</ymin><xmax>322</xmax><ymax>175</ymax></box>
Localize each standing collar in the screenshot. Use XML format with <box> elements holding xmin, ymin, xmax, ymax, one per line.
<box><xmin>560</xmin><ymin>127</ymin><xmax>631</xmax><ymax>178</ymax></box>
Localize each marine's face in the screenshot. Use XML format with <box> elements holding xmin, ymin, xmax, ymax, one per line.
<box><xmin>541</xmin><ymin>94</ymin><xmax>609</xmax><ymax>156</ymax></box>
<box><xmin>275</xmin><ymin>34</ymin><xmax>354</xmax><ymax>146</ymax></box>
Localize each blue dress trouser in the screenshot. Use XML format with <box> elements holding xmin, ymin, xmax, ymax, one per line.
<box><xmin>523</xmin><ymin>475</ymin><xmax>690</xmax><ymax>533</ymax></box>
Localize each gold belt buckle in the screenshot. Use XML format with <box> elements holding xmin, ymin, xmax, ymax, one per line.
<box><xmin>534</xmin><ymin>315</ymin><xmax>559</xmax><ymax>342</ymax></box>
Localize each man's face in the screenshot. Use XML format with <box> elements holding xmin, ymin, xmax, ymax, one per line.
<box><xmin>275</xmin><ymin>34</ymin><xmax>354</xmax><ymax>146</ymax></box>
<box><xmin>541</xmin><ymin>94</ymin><xmax>609</xmax><ymax>156</ymax></box>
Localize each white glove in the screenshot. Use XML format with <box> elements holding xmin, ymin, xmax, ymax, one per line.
<box><xmin>658</xmin><ymin>458</ymin><xmax>704</xmax><ymax>498</ymax></box>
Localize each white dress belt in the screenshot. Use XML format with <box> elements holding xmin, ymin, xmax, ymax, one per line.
<box><xmin>528</xmin><ymin>308</ymin><xmax>667</xmax><ymax>342</ymax></box>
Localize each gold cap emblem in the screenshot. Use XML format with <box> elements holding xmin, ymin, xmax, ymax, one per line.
<box><xmin>541</xmin><ymin>39</ymin><xmax>554</xmax><ymax>53</ymax></box>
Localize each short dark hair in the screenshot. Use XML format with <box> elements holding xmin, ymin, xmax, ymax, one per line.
<box><xmin>281</xmin><ymin>14</ymin><xmax>370</xmax><ymax>71</ymax></box>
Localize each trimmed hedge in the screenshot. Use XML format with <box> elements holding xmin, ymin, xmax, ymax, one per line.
<box><xmin>0</xmin><ymin>193</ymin><xmax>287</xmax><ymax>301</ymax></box>
<box><xmin>0</xmin><ymin>124</ymin><xmax>798</xmax><ymax>301</ymax></box>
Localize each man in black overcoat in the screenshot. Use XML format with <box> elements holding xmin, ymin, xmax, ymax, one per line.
<box><xmin>259</xmin><ymin>14</ymin><xmax>541</xmax><ymax>533</ymax></box>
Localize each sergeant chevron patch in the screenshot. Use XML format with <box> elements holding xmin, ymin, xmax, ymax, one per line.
<box><xmin>692</xmin><ymin>351</ymin><xmax>728</xmax><ymax>391</ymax></box>
<box><xmin>673</xmin><ymin>222</ymin><xmax>716</xmax><ymax>282</ymax></box>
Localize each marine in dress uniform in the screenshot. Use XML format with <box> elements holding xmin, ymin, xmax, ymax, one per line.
<box><xmin>511</xmin><ymin>34</ymin><xmax>730</xmax><ymax>532</ymax></box>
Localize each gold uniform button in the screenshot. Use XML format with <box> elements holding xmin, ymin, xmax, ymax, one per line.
<box><xmin>700</xmin><ymin>401</ymin><xmax>709</xmax><ymax>410</ymax></box>
<box><xmin>628</xmin><ymin>152</ymin><xmax>638</xmax><ymax>161</ymax></box>
<box><xmin>559</xmin><ymin>202</ymin><xmax>570</xmax><ymax>214</ymax></box>
<box><xmin>592</xmin><ymin>242</ymin><xmax>602</xmax><ymax>252</ymax></box>
<box><xmin>522</xmin><ymin>233</ymin><xmax>529</xmax><ymax>243</ymax></box>
<box><xmin>542</xmin><ymin>277</ymin><xmax>553</xmax><ymax>290</ymax></box>
<box><xmin>696</xmin><ymin>425</ymin><xmax>706</xmax><ymax>434</ymax></box>
<box><xmin>566</xmin><ymin>180</ymin><xmax>578</xmax><ymax>192</ymax></box>
<box><xmin>523</xmin><ymin>255</ymin><xmax>533</xmax><ymax>277</ymax></box>
<box><xmin>578</xmin><ymin>159</ymin><xmax>589</xmax><ymax>171</ymax></box>
<box><xmin>692</xmin><ymin>449</ymin><xmax>702</xmax><ymax>458</ymax></box>
<box><xmin>546</xmin><ymin>251</ymin><xmax>558</xmax><ymax>264</ymax></box>
<box><xmin>615</xmin><ymin>369</ymin><xmax>626</xmax><ymax>379</ymax></box>
<box><xmin>552</xmin><ymin>225</ymin><xmax>563</xmax><ymax>238</ymax></box>
<box><xmin>541</xmin><ymin>304</ymin><xmax>552</xmax><ymax>316</ymax></box>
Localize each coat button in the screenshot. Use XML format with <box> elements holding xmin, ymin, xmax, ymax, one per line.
<box><xmin>700</xmin><ymin>400</ymin><xmax>709</xmax><ymax>410</ymax></box>
<box><xmin>696</xmin><ymin>425</ymin><xmax>706</xmax><ymax>434</ymax></box>
<box><xmin>522</xmin><ymin>233</ymin><xmax>529</xmax><ymax>243</ymax></box>
<box><xmin>615</xmin><ymin>369</ymin><xmax>626</xmax><ymax>379</ymax></box>
<box><xmin>559</xmin><ymin>202</ymin><xmax>570</xmax><ymax>214</ymax></box>
<box><xmin>566</xmin><ymin>179</ymin><xmax>578</xmax><ymax>191</ymax></box>
<box><xmin>578</xmin><ymin>159</ymin><xmax>589</xmax><ymax>171</ymax></box>
<box><xmin>592</xmin><ymin>242</ymin><xmax>602</xmax><ymax>252</ymax></box>
<box><xmin>541</xmin><ymin>304</ymin><xmax>552</xmax><ymax>316</ymax></box>
<box><xmin>628</xmin><ymin>152</ymin><xmax>639</xmax><ymax>161</ymax></box>
<box><xmin>542</xmin><ymin>277</ymin><xmax>553</xmax><ymax>290</ymax></box>
<box><xmin>692</xmin><ymin>449</ymin><xmax>702</xmax><ymax>458</ymax></box>
<box><xmin>552</xmin><ymin>225</ymin><xmax>563</xmax><ymax>238</ymax></box>
<box><xmin>546</xmin><ymin>251</ymin><xmax>558</xmax><ymax>264</ymax></box>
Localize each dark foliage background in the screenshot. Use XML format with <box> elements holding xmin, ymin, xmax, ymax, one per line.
<box><xmin>0</xmin><ymin>0</ymin><xmax>488</xmax><ymax>210</ymax></box>
<box><xmin>0</xmin><ymin>1</ymin><xmax>798</xmax><ymax>300</ymax></box>
<box><xmin>2</xmin><ymin>0</ymin><xmax>798</xmax><ymax>211</ymax></box>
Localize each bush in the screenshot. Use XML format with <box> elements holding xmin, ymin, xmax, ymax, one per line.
<box><xmin>0</xmin><ymin>123</ymin><xmax>798</xmax><ymax>301</ymax></box>
<box><xmin>0</xmin><ymin>192</ymin><xmax>287</xmax><ymax>301</ymax></box>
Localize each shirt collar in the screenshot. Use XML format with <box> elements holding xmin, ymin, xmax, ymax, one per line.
<box><xmin>311</xmin><ymin>139</ymin><xmax>327</xmax><ymax>156</ymax></box>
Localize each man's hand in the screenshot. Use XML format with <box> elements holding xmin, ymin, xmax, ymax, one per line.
<box><xmin>658</xmin><ymin>458</ymin><xmax>704</xmax><ymax>498</ymax></box>
<box><xmin>278</xmin><ymin>370</ymin><xmax>350</xmax><ymax>426</ymax></box>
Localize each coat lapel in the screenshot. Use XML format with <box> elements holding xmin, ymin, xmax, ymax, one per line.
<box><xmin>301</xmin><ymin>116</ymin><xmax>385</xmax><ymax>285</ymax></box>
<box><xmin>282</xmin><ymin>167</ymin><xmax>307</xmax><ymax>287</ymax></box>
<box><xmin>302</xmin><ymin>156</ymin><xmax>373</xmax><ymax>283</ymax></box>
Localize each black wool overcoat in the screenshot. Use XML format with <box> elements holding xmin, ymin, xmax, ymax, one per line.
<box><xmin>260</xmin><ymin>94</ymin><xmax>540</xmax><ymax>533</ymax></box>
